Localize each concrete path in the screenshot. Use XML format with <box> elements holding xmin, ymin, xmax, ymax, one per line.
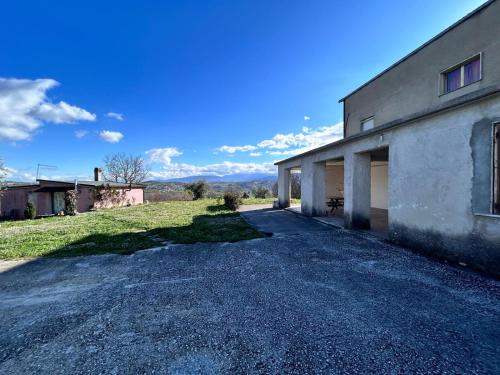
<box><xmin>239</xmin><ymin>206</ymin><xmax>328</xmax><ymax>235</ymax></box>
<box><xmin>1</xmin><ymin>221</ymin><xmax>500</xmax><ymax>373</ymax></box>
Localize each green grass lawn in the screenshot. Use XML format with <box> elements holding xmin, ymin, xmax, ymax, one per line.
<box><xmin>241</xmin><ymin>197</ymin><xmax>301</xmax><ymax>205</ymax></box>
<box><xmin>0</xmin><ymin>200</ymin><xmax>263</xmax><ymax>259</ymax></box>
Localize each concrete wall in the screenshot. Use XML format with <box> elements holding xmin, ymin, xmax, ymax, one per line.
<box><xmin>325</xmin><ymin>165</ymin><xmax>344</xmax><ymax>198</ymax></box>
<box><xmin>78</xmin><ymin>187</ymin><xmax>95</xmax><ymax>212</ymax></box>
<box><xmin>371</xmin><ymin>162</ymin><xmax>388</xmax><ymax>209</ymax></box>
<box><xmin>344</xmin><ymin>1</ymin><xmax>500</xmax><ymax>137</ymax></box>
<box><xmin>277</xmin><ymin>95</ymin><xmax>500</xmax><ymax>276</ymax></box>
<box><xmin>301</xmin><ymin>161</ymin><xmax>326</xmax><ymax>216</ymax></box>
<box><xmin>278</xmin><ymin>164</ymin><xmax>299</xmax><ymax>208</ymax></box>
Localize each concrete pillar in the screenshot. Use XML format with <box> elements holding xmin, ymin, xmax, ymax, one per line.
<box><xmin>278</xmin><ymin>165</ymin><xmax>291</xmax><ymax>208</ymax></box>
<box><xmin>344</xmin><ymin>152</ymin><xmax>371</xmax><ymax>229</ymax></box>
<box><xmin>301</xmin><ymin>159</ymin><xmax>326</xmax><ymax>216</ymax></box>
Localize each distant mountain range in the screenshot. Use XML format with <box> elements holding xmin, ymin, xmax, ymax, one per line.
<box><xmin>147</xmin><ymin>173</ymin><xmax>277</xmax><ymax>184</ymax></box>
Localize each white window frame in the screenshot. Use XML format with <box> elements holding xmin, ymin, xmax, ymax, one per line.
<box><xmin>360</xmin><ymin>116</ymin><xmax>374</xmax><ymax>132</ymax></box>
<box><xmin>440</xmin><ymin>53</ymin><xmax>482</xmax><ymax>95</ymax></box>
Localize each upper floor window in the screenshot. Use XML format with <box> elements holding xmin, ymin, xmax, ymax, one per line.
<box><xmin>442</xmin><ymin>55</ymin><xmax>481</xmax><ymax>94</ymax></box>
<box><xmin>361</xmin><ymin>116</ymin><xmax>374</xmax><ymax>132</ymax></box>
<box><xmin>494</xmin><ymin>123</ymin><xmax>500</xmax><ymax>215</ymax></box>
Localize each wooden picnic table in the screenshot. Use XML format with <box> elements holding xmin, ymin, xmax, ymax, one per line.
<box><xmin>326</xmin><ymin>196</ymin><xmax>344</xmax><ymax>213</ymax></box>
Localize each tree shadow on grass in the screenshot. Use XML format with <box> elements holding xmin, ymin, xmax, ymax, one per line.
<box><xmin>42</xmin><ymin>212</ymin><xmax>263</xmax><ymax>258</ymax></box>
<box><xmin>205</xmin><ymin>204</ymin><xmax>229</xmax><ymax>213</ymax></box>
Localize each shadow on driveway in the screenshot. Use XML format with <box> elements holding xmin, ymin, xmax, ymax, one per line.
<box><xmin>240</xmin><ymin>207</ymin><xmax>329</xmax><ymax>235</ymax></box>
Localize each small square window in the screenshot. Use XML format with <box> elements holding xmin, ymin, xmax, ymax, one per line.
<box><xmin>361</xmin><ymin>117</ymin><xmax>374</xmax><ymax>131</ymax></box>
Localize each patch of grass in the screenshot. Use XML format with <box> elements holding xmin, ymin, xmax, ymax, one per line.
<box><xmin>241</xmin><ymin>197</ymin><xmax>301</xmax><ymax>205</ymax></box>
<box><xmin>0</xmin><ymin>200</ymin><xmax>262</xmax><ymax>259</ymax></box>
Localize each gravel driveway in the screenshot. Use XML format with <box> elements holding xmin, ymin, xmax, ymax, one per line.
<box><xmin>1</xmin><ymin>211</ymin><xmax>499</xmax><ymax>374</ymax></box>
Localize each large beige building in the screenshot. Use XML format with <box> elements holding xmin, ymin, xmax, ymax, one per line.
<box><xmin>276</xmin><ymin>0</ymin><xmax>500</xmax><ymax>276</ymax></box>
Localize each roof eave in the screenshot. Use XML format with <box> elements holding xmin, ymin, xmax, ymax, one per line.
<box><xmin>277</xmin><ymin>85</ymin><xmax>500</xmax><ymax>165</ymax></box>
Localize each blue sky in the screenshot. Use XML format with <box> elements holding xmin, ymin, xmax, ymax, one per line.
<box><xmin>0</xmin><ymin>0</ymin><xmax>486</xmax><ymax>181</ymax></box>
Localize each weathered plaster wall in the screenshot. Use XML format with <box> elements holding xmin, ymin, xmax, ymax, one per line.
<box><xmin>278</xmin><ymin>164</ymin><xmax>298</xmax><ymax>208</ymax></box>
<box><xmin>77</xmin><ymin>187</ymin><xmax>95</xmax><ymax>212</ymax></box>
<box><xmin>325</xmin><ymin>166</ymin><xmax>344</xmax><ymax>198</ymax></box>
<box><xmin>344</xmin><ymin>0</ymin><xmax>500</xmax><ymax>137</ymax></box>
<box><xmin>278</xmin><ymin>95</ymin><xmax>500</xmax><ymax>275</ymax></box>
<box><xmin>301</xmin><ymin>161</ymin><xmax>326</xmax><ymax>216</ymax></box>
<box><xmin>389</xmin><ymin>98</ymin><xmax>500</xmax><ymax>275</ymax></box>
<box><xmin>92</xmin><ymin>188</ymin><xmax>144</xmax><ymax>209</ymax></box>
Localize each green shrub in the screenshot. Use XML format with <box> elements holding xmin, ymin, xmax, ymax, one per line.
<box><xmin>223</xmin><ymin>191</ymin><xmax>241</xmax><ymax>211</ymax></box>
<box><xmin>185</xmin><ymin>180</ymin><xmax>208</xmax><ymax>200</ymax></box>
<box><xmin>252</xmin><ymin>186</ymin><xmax>270</xmax><ymax>199</ymax></box>
<box><xmin>24</xmin><ymin>201</ymin><xmax>36</xmax><ymax>219</ymax></box>
<box><xmin>242</xmin><ymin>191</ymin><xmax>250</xmax><ymax>199</ymax></box>
<box><xmin>65</xmin><ymin>190</ymin><xmax>78</xmax><ymax>216</ymax></box>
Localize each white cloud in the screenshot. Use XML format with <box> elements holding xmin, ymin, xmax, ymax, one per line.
<box><xmin>266</xmin><ymin>149</ymin><xmax>304</xmax><ymax>156</ymax></box>
<box><xmin>106</xmin><ymin>112</ymin><xmax>124</xmax><ymax>121</ymax></box>
<box><xmin>213</xmin><ymin>122</ymin><xmax>343</xmax><ymax>162</ymax></box>
<box><xmin>217</xmin><ymin>145</ymin><xmax>257</xmax><ymax>154</ymax></box>
<box><xmin>304</xmin><ymin>115</ymin><xmax>310</xmax><ymax>121</ymax></box>
<box><xmin>99</xmin><ymin>130</ymin><xmax>123</xmax><ymax>143</ymax></box>
<box><xmin>36</xmin><ymin>101</ymin><xmax>96</xmax><ymax>124</ymax></box>
<box><xmin>0</xmin><ymin>78</ymin><xmax>96</xmax><ymax>141</ymax></box>
<box><xmin>3</xmin><ymin>166</ymin><xmax>36</xmax><ymax>182</ymax></box>
<box><xmin>256</xmin><ymin>122</ymin><xmax>343</xmax><ymax>151</ymax></box>
<box><xmin>145</xmin><ymin>147</ymin><xmax>183</xmax><ymax>165</ymax></box>
<box><xmin>74</xmin><ymin>129</ymin><xmax>89</xmax><ymax>139</ymax></box>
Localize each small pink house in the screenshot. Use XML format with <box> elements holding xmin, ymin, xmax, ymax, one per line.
<box><xmin>0</xmin><ymin>169</ymin><xmax>144</xmax><ymax>219</ymax></box>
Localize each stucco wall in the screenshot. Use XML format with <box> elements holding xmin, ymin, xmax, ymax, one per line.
<box><xmin>92</xmin><ymin>188</ymin><xmax>144</xmax><ymax>209</ymax></box>
<box><xmin>344</xmin><ymin>0</ymin><xmax>500</xmax><ymax>137</ymax></box>
<box><xmin>278</xmin><ymin>95</ymin><xmax>500</xmax><ymax>275</ymax></box>
<box><xmin>77</xmin><ymin>187</ymin><xmax>95</xmax><ymax>213</ymax></box>
<box><xmin>325</xmin><ymin>165</ymin><xmax>344</xmax><ymax>198</ymax></box>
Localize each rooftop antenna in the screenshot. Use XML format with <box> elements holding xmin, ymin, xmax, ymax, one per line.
<box><xmin>36</xmin><ymin>164</ymin><xmax>58</xmax><ymax>180</ymax></box>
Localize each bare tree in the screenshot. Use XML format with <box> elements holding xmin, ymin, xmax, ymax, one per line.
<box><xmin>103</xmin><ymin>153</ymin><xmax>149</xmax><ymax>183</ymax></box>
